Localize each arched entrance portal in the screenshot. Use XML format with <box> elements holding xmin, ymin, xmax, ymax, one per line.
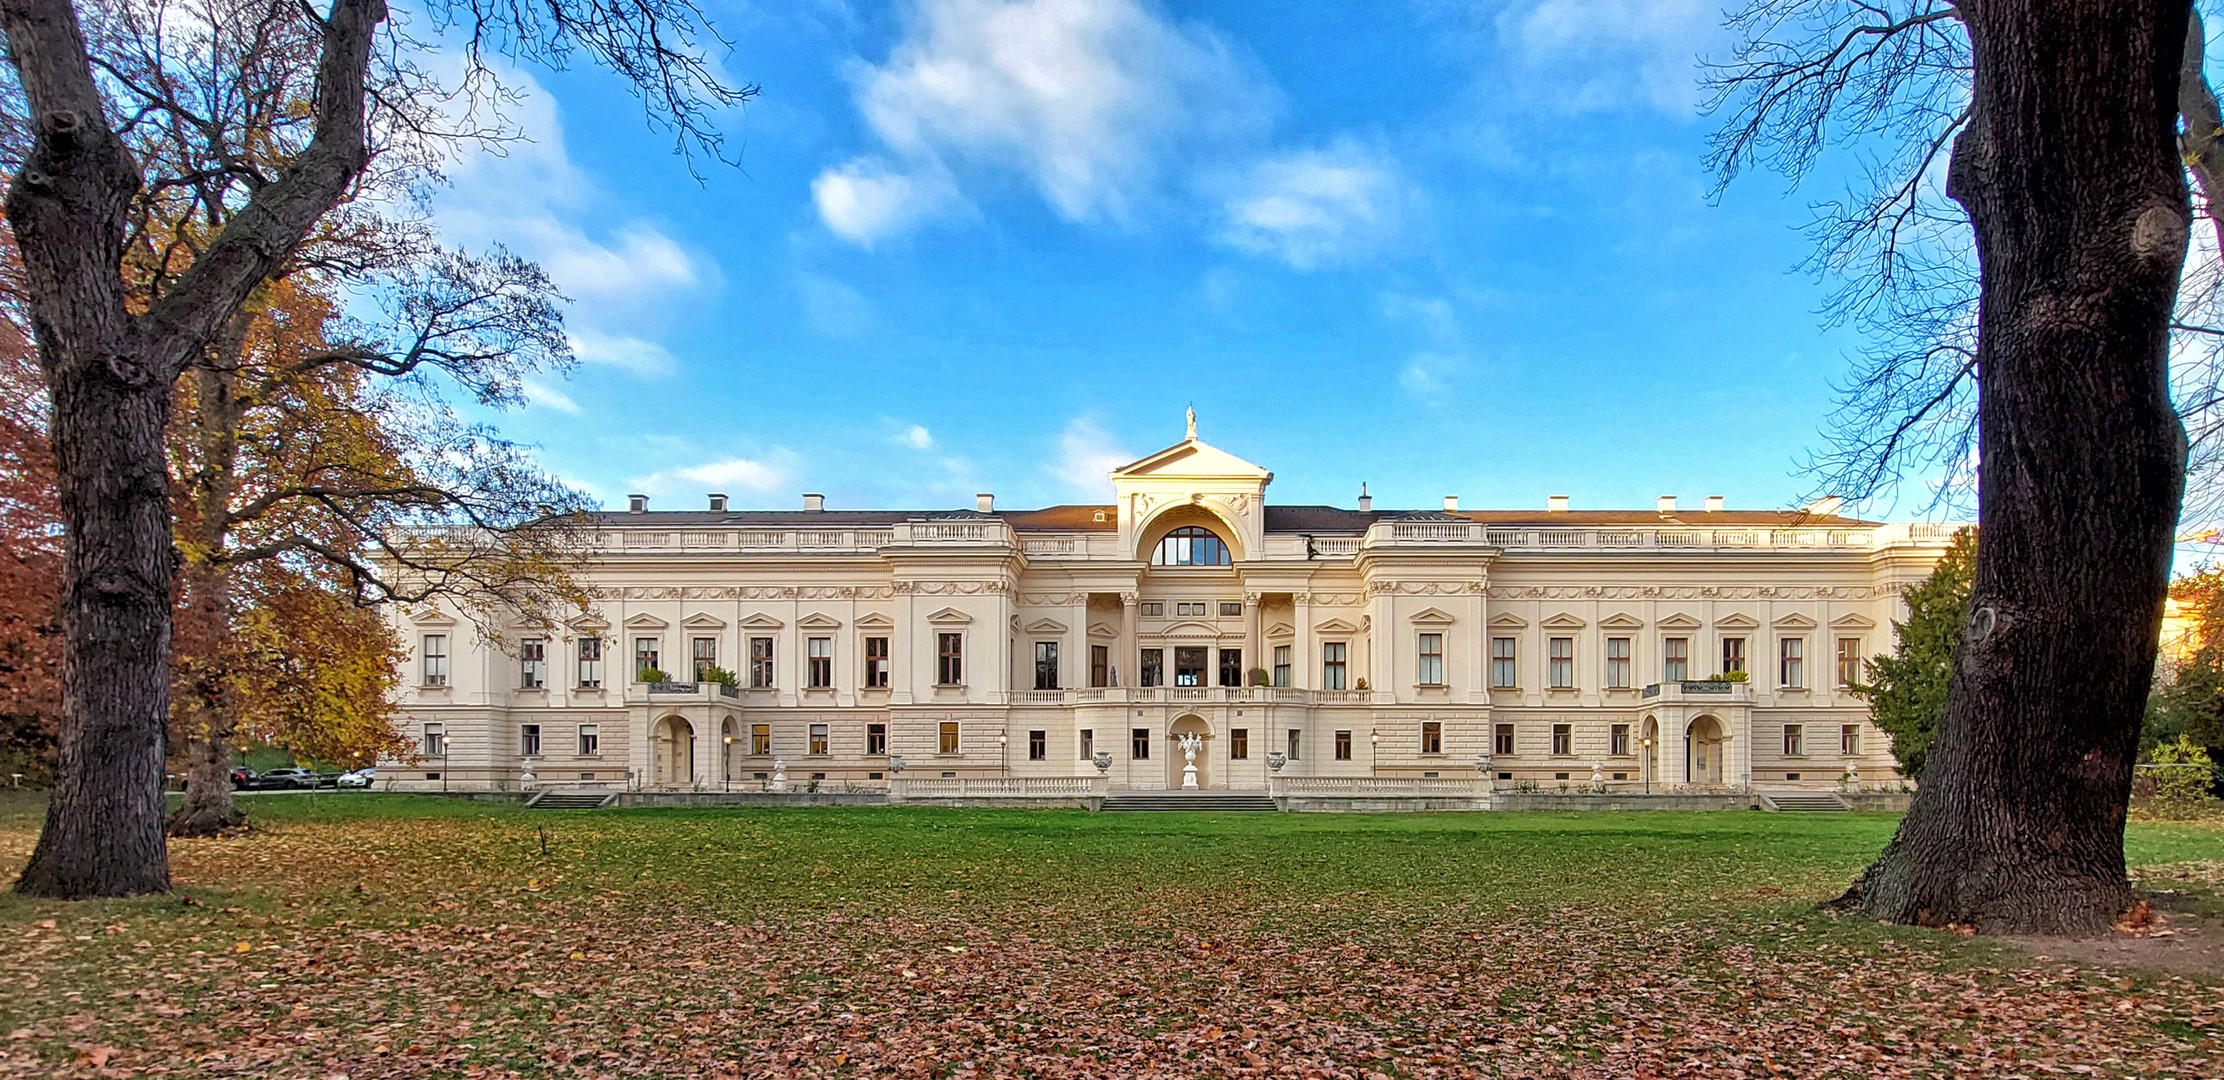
<box><xmin>1168</xmin><ymin>714</ymin><xmax>1212</xmax><ymax>789</ymax></box>
<box><xmin>654</xmin><ymin>716</ymin><xmax>695</xmax><ymax>787</ymax></box>
<box><xmin>719</xmin><ymin>717</ymin><xmax>739</xmax><ymax>785</ymax></box>
<box><xmin>1641</xmin><ymin>715</ymin><xmax>1660</xmax><ymax>785</ymax></box>
<box><xmin>1686</xmin><ymin>715</ymin><xmax>1725</xmax><ymax>787</ymax></box>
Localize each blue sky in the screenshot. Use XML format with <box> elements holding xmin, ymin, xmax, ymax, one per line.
<box><xmin>428</xmin><ymin>0</ymin><xmax>1913</xmax><ymax>518</ymax></box>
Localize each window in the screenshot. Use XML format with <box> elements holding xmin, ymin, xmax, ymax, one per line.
<box><xmin>1494</xmin><ymin>723</ymin><xmax>1515</xmax><ymax>756</ymax></box>
<box><xmin>1218</xmin><ymin>648</ymin><xmax>1243</xmax><ymax>688</ymax></box>
<box><xmin>1034</xmin><ymin>641</ymin><xmax>1060</xmax><ymax>690</ymax></box>
<box><xmin>1334</xmin><ymin>730</ymin><xmax>1353</xmax><ymax>760</ymax></box>
<box><xmin>1140</xmin><ymin>601</ymin><xmax>1164</xmax><ymax>617</ymax></box>
<box><xmin>1079</xmin><ymin>729</ymin><xmax>1094</xmax><ymax>760</ymax></box>
<box><xmin>1421</xmin><ymin>721</ymin><xmax>1442</xmax><ymax>755</ymax></box>
<box><xmin>1551</xmin><ymin>723</ymin><xmax>1572</xmax><ymax>756</ymax></box>
<box><xmin>1721</xmin><ymin>636</ymin><xmax>1747</xmax><ymax>676</ymax></box>
<box><xmin>520</xmin><ymin>724</ymin><xmax>541</xmax><ymax>757</ymax></box>
<box><xmin>939</xmin><ymin>722</ymin><xmax>960</xmax><ymax>754</ymax></box>
<box><xmin>1273</xmin><ymin>645</ymin><xmax>1292</xmax><ymax>687</ymax></box>
<box><xmin>1175</xmin><ymin>646</ymin><xmax>1208</xmax><ymax>687</ymax></box>
<box><xmin>1132</xmin><ymin>728</ymin><xmax>1151</xmax><ymax>759</ymax></box>
<box><xmin>1842</xmin><ymin>724</ymin><xmax>1862</xmax><ymax>755</ymax></box>
<box><xmin>865</xmin><ymin>636</ymin><xmax>891</xmax><ymax>688</ymax></box>
<box><xmin>809</xmin><ymin>724</ymin><xmax>829</xmax><ymax>755</ymax></box>
<box><xmin>1231</xmin><ymin>728</ymin><xmax>1249</xmax><ymax>759</ymax></box>
<box><xmin>1322</xmin><ymin>642</ymin><xmax>1348</xmax><ymax>690</ymax></box>
<box><xmin>750</xmin><ymin>637</ymin><xmax>775</xmax><ymax>688</ymax></box>
<box><xmin>1091</xmin><ymin>644</ymin><xmax>1110</xmax><ymax>688</ymax></box>
<box><xmin>1417</xmin><ymin>633</ymin><xmax>1445</xmax><ymax>686</ymax></box>
<box><xmin>633</xmin><ymin>637</ymin><xmax>660</xmax><ymax>680</ymax></box>
<box><xmin>1837</xmin><ymin>637</ymin><xmax>1863</xmax><ymax>688</ymax></box>
<box><xmin>577</xmin><ymin>724</ymin><xmax>600</xmax><ymax>756</ymax></box>
<box><xmin>1548</xmin><ymin>637</ymin><xmax>1574</xmax><ymax>689</ymax></box>
<box><xmin>808</xmin><ymin>637</ymin><xmax>833</xmax><ymax>688</ymax></box>
<box><xmin>1287</xmin><ymin>729</ymin><xmax>1302</xmax><ymax>760</ymax></box>
<box><xmin>751</xmin><ymin>723</ymin><xmax>771</xmax><ymax>755</ymax></box>
<box><xmin>1491</xmin><ymin>637</ymin><xmax>1518</xmax><ymax>688</ymax></box>
<box><xmin>691</xmin><ymin>637</ymin><xmax>717</xmax><ymax>681</ymax></box>
<box><xmin>422</xmin><ymin>722</ymin><xmax>447</xmax><ymax>757</ymax></box>
<box><xmin>1219</xmin><ymin>601</ymin><xmax>1243</xmax><ymax>617</ymax></box>
<box><xmin>1784</xmin><ymin>724</ymin><xmax>1805</xmax><ymax>756</ymax></box>
<box><xmin>1663</xmin><ymin>637</ymin><xmax>1689</xmax><ymax>682</ymax></box>
<box><xmin>867</xmin><ymin>723</ymin><xmax>887</xmax><ymax>755</ymax></box>
<box><xmin>577</xmin><ymin>637</ymin><xmax>604</xmax><ymax>689</ymax></box>
<box><xmin>937</xmin><ymin>633</ymin><xmax>964</xmax><ymax>685</ymax></box>
<box><xmin>1779</xmin><ymin>637</ymin><xmax>1804</xmax><ymax>688</ymax></box>
<box><xmin>1611</xmin><ymin>723</ymin><xmax>1630</xmax><ymax>756</ymax></box>
<box><xmin>519</xmin><ymin>638</ymin><xmax>545</xmax><ymax>689</ymax></box>
<box><xmin>1604</xmin><ymin>637</ymin><xmax>1631</xmax><ymax>689</ymax></box>
<box><xmin>1139</xmin><ymin>648</ymin><xmax>1164</xmax><ymax>687</ymax></box>
<box><xmin>421</xmin><ymin>634</ymin><xmax>448</xmax><ymax>687</ymax></box>
<box><xmin>1152</xmin><ymin>526</ymin><xmax>1232</xmax><ymax>566</ymax></box>
<box><xmin>1028</xmin><ymin>730</ymin><xmax>1047</xmax><ymax>760</ymax></box>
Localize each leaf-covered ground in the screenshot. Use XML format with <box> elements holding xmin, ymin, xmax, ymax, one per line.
<box><xmin>3</xmin><ymin>794</ymin><xmax>2224</xmax><ymax>1078</ymax></box>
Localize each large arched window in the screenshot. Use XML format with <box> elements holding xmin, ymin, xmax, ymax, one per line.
<box><xmin>1152</xmin><ymin>526</ymin><xmax>1233</xmax><ymax>566</ymax></box>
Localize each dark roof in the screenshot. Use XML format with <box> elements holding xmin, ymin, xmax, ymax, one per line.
<box><xmin>587</xmin><ymin>504</ymin><xmax>1871</xmax><ymax>531</ymax></box>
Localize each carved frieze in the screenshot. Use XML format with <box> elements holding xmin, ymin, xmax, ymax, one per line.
<box><xmin>1487</xmin><ymin>584</ymin><xmax>1890</xmax><ymax>600</ymax></box>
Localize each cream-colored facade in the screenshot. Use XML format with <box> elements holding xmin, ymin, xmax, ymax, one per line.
<box><xmin>385</xmin><ymin>421</ymin><xmax>1951</xmax><ymax>796</ymax></box>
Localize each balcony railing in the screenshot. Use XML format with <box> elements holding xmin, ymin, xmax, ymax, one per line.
<box><xmin>890</xmin><ymin>776</ymin><xmax>1104</xmax><ymax>799</ymax></box>
<box><xmin>1270</xmin><ymin>777</ymin><xmax>1488</xmax><ymax>796</ymax></box>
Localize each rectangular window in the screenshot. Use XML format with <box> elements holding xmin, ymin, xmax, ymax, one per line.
<box><xmin>1218</xmin><ymin>648</ymin><xmax>1243</xmax><ymax>688</ymax></box>
<box><xmin>520</xmin><ymin>724</ymin><xmax>541</xmax><ymax>757</ymax></box>
<box><xmin>422</xmin><ymin>722</ymin><xmax>447</xmax><ymax>757</ymax></box>
<box><xmin>577</xmin><ymin>724</ymin><xmax>600</xmax><ymax>756</ymax></box>
<box><xmin>1028</xmin><ymin>729</ymin><xmax>1047</xmax><ymax>760</ymax></box>
<box><xmin>633</xmin><ymin>636</ymin><xmax>660</xmax><ymax>680</ymax></box>
<box><xmin>1663</xmin><ymin>637</ymin><xmax>1689</xmax><ymax>682</ymax></box>
<box><xmin>1287</xmin><ymin>728</ymin><xmax>1302</xmax><ymax>760</ymax></box>
<box><xmin>1140</xmin><ymin>601</ymin><xmax>1164</xmax><ymax>617</ymax></box>
<box><xmin>1842</xmin><ymin>724</ymin><xmax>1862</xmax><ymax>755</ymax></box>
<box><xmin>1322</xmin><ymin>642</ymin><xmax>1348</xmax><ymax>690</ymax></box>
<box><xmin>576</xmin><ymin>637</ymin><xmax>603</xmax><ymax>689</ymax></box>
<box><xmin>1494</xmin><ymin>723</ymin><xmax>1515</xmax><ymax>756</ymax></box>
<box><xmin>937</xmin><ymin>633</ymin><xmax>964</xmax><ymax>685</ymax></box>
<box><xmin>1784</xmin><ymin>724</ymin><xmax>1805</xmax><ymax>757</ymax></box>
<box><xmin>519</xmin><ymin>638</ymin><xmax>545</xmax><ymax>689</ymax></box>
<box><xmin>1721</xmin><ymin>636</ymin><xmax>1746</xmax><ymax>676</ymax></box>
<box><xmin>1176</xmin><ymin>602</ymin><xmax>1207</xmax><ymax>616</ymax></box>
<box><xmin>1034</xmin><ymin>641</ymin><xmax>1060</xmax><ymax>690</ymax></box>
<box><xmin>1421</xmin><ymin>721</ymin><xmax>1442</xmax><ymax>755</ymax></box>
<box><xmin>865</xmin><ymin>636</ymin><xmax>891</xmax><ymax>688</ymax></box>
<box><xmin>1273</xmin><ymin>645</ymin><xmax>1292</xmax><ymax>688</ymax></box>
<box><xmin>691</xmin><ymin>636</ymin><xmax>717</xmax><ymax>681</ymax></box>
<box><xmin>808</xmin><ymin>637</ymin><xmax>833</xmax><ymax>688</ymax></box>
<box><xmin>1551</xmin><ymin>723</ymin><xmax>1572</xmax><ymax>756</ymax></box>
<box><xmin>1230</xmin><ymin>728</ymin><xmax>1249</xmax><ymax>759</ymax></box>
<box><xmin>809</xmin><ymin>723</ymin><xmax>829</xmax><ymax>755</ymax></box>
<box><xmin>1779</xmin><ymin>637</ymin><xmax>1804</xmax><ymax>688</ymax></box>
<box><xmin>1334</xmin><ymin>730</ymin><xmax>1353</xmax><ymax>760</ymax></box>
<box><xmin>421</xmin><ymin>634</ymin><xmax>448</xmax><ymax>687</ymax></box>
<box><xmin>1548</xmin><ymin>637</ymin><xmax>1574</xmax><ymax>689</ymax></box>
<box><xmin>1080</xmin><ymin>729</ymin><xmax>1094</xmax><ymax>760</ymax></box>
<box><xmin>867</xmin><ymin>723</ymin><xmax>887</xmax><ymax>756</ymax></box>
<box><xmin>1132</xmin><ymin>728</ymin><xmax>1151</xmax><ymax>760</ymax></box>
<box><xmin>1174</xmin><ymin>646</ymin><xmax>1208</xmax><ymax>687</ymax></box>
<box><xmin>751</xmin><ymin>723</ymin><xmax>771</xmax><ymax>755</ymax></box>
<box><xmin>1611</xmin><ymin>723</ymin><xmax>1630</xmax><ymax>756</ymax></box>
<box><xmin>1139</xmin><ymin>648</ymin><xmax>1164</xmax><ymax>688</ymax></box>
<box><xmin>750</xmin><ymin>637</ymin><xmax>775</xmax><ymax>688</ymax></box>
<box><xmin>939</xmin><ymin>721</ymin><xmax>960</xmax><ymax>754</ymax></box>
<box><xmin>1491</xmin><ymin>637</ymin><xmax>1518</xmax><ymax>688</ymax></box>
<box><xmin>1219</xmin><ymin>601</ymin><xmax>1243</xmax><ymax>617</ymax></box>
<box><xmin>1604</xmin><ymin>636</ymin><xmax>1631</xmax><ymax>689</ymax></box>
<box><xmin>1837</xmin><ymin>637</ymin><xmax>1862</xmax><ymax>688</ymax></box>
<box><xmin>1417</xmin><ymin>633</ymin><xmax>1445</xmax><ymax>686</ymax></box>
<box><xmin>1091</xmin><ymin>644</ymin><xmax>1110</xmax><ymax>688</ymax></box>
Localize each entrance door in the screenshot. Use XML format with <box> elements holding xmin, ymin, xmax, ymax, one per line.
<box><xmin>655</xmin><ymin>716</ymin><xmax>695</xmax><ymax>787</ymax></box>
<box><xmin>1168</xmin><ymin>715</ymin><xmax>1212</xmax><ymax>789</ymax></box>
<box><xmin>1686</xmin><ymin>716</ymin><xmax>1724</xmax><ymax>787</ymax></box>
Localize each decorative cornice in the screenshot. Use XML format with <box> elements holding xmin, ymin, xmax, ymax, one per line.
<box><xmin>1487</xmin><ymin>584</ymin><xmax>1889</xmax><ymax>600</ymax></box>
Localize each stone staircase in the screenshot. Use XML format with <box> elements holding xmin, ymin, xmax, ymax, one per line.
<box><xmin>1758</xmin><ymin>792</ymin><xmax>1850</xmax><ymax>812</ymax></box>
<box><xmin>528</xmin><ymin>790</ymin><xmax>616</xmax><ymax>810</ymax></box>
<box><xmin>1100</xmin><ymin>790</ymin><xmax>1279</xmax><ymax>812</ymax></box>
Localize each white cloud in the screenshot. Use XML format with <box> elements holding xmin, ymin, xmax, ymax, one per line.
<box><xmin>1047</xmin><ymin>417</ymin><xmax>1134</xmax><ymax>499</ymax></box>
<box><xmin>521</xmin><ymin>378</ymin><xmax>582</xmax><ymax>415</ymax></box>
<box><xmin>1213</xmin><ymin>140</ymin><xmax>1408</xmax><ymax>269</ymax></box>
<box><xmin>568</xmin><ymin>329</ymin><xmax>677</xmax><ymax>377</ymax></box>
<box><xmin>1381</xmin><ymin>293</ymin><xmax>1469</xmax><ymax>400</ymax></box>
<box><xmin>678</xmin><ymin>458</ymin><xmax>789</xmax><ymax>492</ymax></box>
<box><xmin>897</xmin><ymin>423</ymin><xmax>935</xmax><ymax>449</ymax></box>
<box><xmin>812</xmin><ymin>158</ymin><xmax>963</xmax><ymax>246</ymax></box>
<box><xmin>1499</xmin><ymin>0</ymin><xmax>1717</xmax><ymax>114</ymax></box>
<box><xmin>797</xmin><ymin>270</ymin><xmax>881</xmax><ymax>336</ymax></box>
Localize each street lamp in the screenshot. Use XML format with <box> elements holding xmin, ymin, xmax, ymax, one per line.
<box><xmin>997</xmin><ymin>732</ymin><xmax>1009</xmax><ymax>778</ymax></box>
<box><xmin>1369</xmin><ymin>730</ymin><xmax>1380</xmax><ymax>777</ymax></box>
<box><xmin>1641</xmin><ymin>735</ymin><xmax>1653</xmax><ymax>794</ymax></box>
<box><xmin>722</xmin><ymin>734</ymin><xmax>733</xmax><ymax>792</ymax></box>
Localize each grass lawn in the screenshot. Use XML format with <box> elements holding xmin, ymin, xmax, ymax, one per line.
<box><xmin>4</xmin><ymin>795</ymin><xmax>2224</xmax><ymax>1077</ymax></box>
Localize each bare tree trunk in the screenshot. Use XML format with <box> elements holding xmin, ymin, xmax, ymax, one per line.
<box><xmin>1840</xmin><ymin>0</ymin><xmax>2194</xmax><ymax>934</ymax></box>
<box><xmin>2179</xmin><ymin>11</ymin><xmax>2224</xmax><ymax>252</ymax></box>
<box><xmin>167</xmin><ymin>339</ymin><xmax>246</xmax><ymax>838</ymax></box>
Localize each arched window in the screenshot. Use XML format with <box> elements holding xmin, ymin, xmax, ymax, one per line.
<box><xmin>1152</xmin><ymin>526</ymin><xmax>1232</xmax><ymax>566</ymax></box>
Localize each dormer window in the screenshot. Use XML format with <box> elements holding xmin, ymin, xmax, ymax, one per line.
<box><xmin>1151</xmin><ymin>526</ymin><xmax>1232</xmax><ymax>566</ymax></box>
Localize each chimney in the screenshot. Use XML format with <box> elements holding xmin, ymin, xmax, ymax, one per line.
<box><xmin>1357</xmin><ymin>482</ymin><xmax>1371</xmax><ymax>512</ymax></box>
<box><xmin>803</xmin><ymin>493</ymin><xmax>825</xmax><ymax>513</ymax></box>
<box><xmin>1547</xmin><ymin>495</ymin><xmax>1570</xmax><ymax>513</ymax></box>
<box><xmin>1657</xmin><ymin>494</ymin><xmax>1677</xmax><ymax>514</ymax></box>
<box><xmin>1443</xmin><ymin>495</ymin><xmax>1459</xmax><ymax>512</ymax></box>
<box><xmin>976</xmin><ymin>493</ymin><xmax>995</xmax><ymax>513</ymax></box>
<box><xmin>627</xmin><ymin>493</ymin><xmax>647</xmax><ymax>514</ymax></box>
<box><xmin>708</xmin><ymin>493</ymin><xmax>728</xmax><ymax>513</ymax></box>
<box><xmin>1805</xmin><ymin>495</ymin><xmax>1844</xmax><ymax>517</ymax></box>
<box><xmin>1705</xmin><ymin>495</ymin><xmax>1725</xmax><ymax>512</ymax></box>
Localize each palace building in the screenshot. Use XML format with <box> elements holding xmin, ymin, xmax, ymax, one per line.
<box><xmin>384</xmin><ymin>416</ymin><xmax>1951</xmax><ymax>797</ymax></box>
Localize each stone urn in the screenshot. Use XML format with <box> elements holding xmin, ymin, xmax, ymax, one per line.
<box><xmin>1092</xmin><ymin>751</ymin><xmax>1112</xmax><ymax>776</ymax></box>
<box><xmin>1266</xmin><ymin>752</ymin><xmax>1286</xmax><ymax>773</ymax></box>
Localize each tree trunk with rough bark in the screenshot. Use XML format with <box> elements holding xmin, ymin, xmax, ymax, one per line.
<box><xmin>166</xmin><ymin>343</ymin><xmax>247</xmax><ymax>839</ymax></box>
<box><xmin>1839</xmin><ymin>0</ymin><xmax>2195</xmax><ymax>934</ymax></box>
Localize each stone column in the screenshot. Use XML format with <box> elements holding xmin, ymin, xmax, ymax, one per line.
<box><xmin>1244</xmin><ymin>590</ymin><xmax>1263</xmax><ymax>688</ymax></box>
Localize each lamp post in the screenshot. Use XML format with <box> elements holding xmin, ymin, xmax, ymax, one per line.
<box><xmin>1641</xmin><ymin>735</ymin><xmax>1653</xmax><ymax>795</ymax></box>
<box><xmin>998</xmin><ymin>732</ymin><xmax>1009</xmax><ymax>778</ymax></box>
<box><xmin>1369</xmin><ymin>730</ymin><xmax>1380</xmax><ymax>778</ymax></box>
<box><xmin>722</xmin><ymin>735</ymin><xmax>733</xmax><ymax>792</ymax></box>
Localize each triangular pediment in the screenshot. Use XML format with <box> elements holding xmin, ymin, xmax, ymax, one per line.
<box><xmin>1023</xmin><ymin>617</ymin><xmax>1069</xmax><ymax>635</ymax></box>
<box><xmin>926</xmin><ymin>607</ymin><xmax>972</xmax><ymax>625</ymax></box>
<box><xmin>1657</xmin><ymin>612</ymin><xmax>1701</xmax><ymax>630</ymax></box>
<box><xmin>622</xmin><ymin>612</ymin><xmax>668</xmax><ymax>630</ymax></box>
<box><xmin>681</xmin><ymin>612</ymin><xmax>727</xmax><ymax>630</ymax></box>
<box><xmin>1716</xmin><ymin>612</ymin><xmax>1760</xmax><ymax>630</ymax></box>
<box><xmin>1772</xmin><ymin>612</ymin><xmax>1818</xmax><ymax>630</ymax></box>
<box><xmin>1265</xmin><ymin>621</ymin><xmax>1293</xmax><ymax>637</ymax></box>
<box><xmin>1489</xmin><ymin>612</ymin><xmax>1528</xmax><ymax>628</ymax></box>
<box><xmin>1409</xmin><ymin>606</ymin><xmax>1455</xmax><ymax>625</ymax></box>
<box><xmin>1829</xmin><ymin>612</ymin><xmax>1877</xmax><ymax>630</ymax></box>
<box><xmin>797</xmin><ymin>613</ymin><xmax>843</xmax><ymax>630</ymax></box>
<box><xmin>1088</xmin><ymin>621</ymin><xmax>1119</xmax><ymax>638</ymax></box>
<box><xmin>408</xmin><ymin>607</ymin><xmax>457</xmax><ymax>626</ymax></box>
<box><xmin>855</xmin><ymin>612</ymin><xmax>895</xmax><ymax>630</ymax></box>
<box><xmin>738</xmin><ymin>612</ymin><xmax>785</xmax><ymax>630</ymax></box>
<box><xmin>1599</xmin><ymin>612</ymin><xmax>1645</xmax><ymax>630</ymax></box>
<box><xmin>1313</xmin><ymin>617</ymin><xmax>1360</xmax><ymax>634</ymax></box>
<box><xmin>1111</xmin><ymin>437</ymin><xmax>1272</xmax><ymax>482</ymax></box>
<box><xmin>568</xmin><ymin>613</ymin><xmax>610</xmax><ymax>633</ymax></box>
<box><xmin>1540</xmin><ymin>611</ymin><xmax>1587</xmax><ymax>630</ymax></box>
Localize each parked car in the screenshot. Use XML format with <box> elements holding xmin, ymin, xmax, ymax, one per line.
<box><xmin>253</xmin><ymin>766</ymin><xmax>319</xmax><ymax>790</ymax></box>
<box><xmin>230</xmin><ymin>767</ymin><xmax>258</xmax><ymax>789</ymax></box>
<box><xmin>336</xmin><ymin>768</ymin><xmax>376</xmax><ymax>789</ymax></box>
